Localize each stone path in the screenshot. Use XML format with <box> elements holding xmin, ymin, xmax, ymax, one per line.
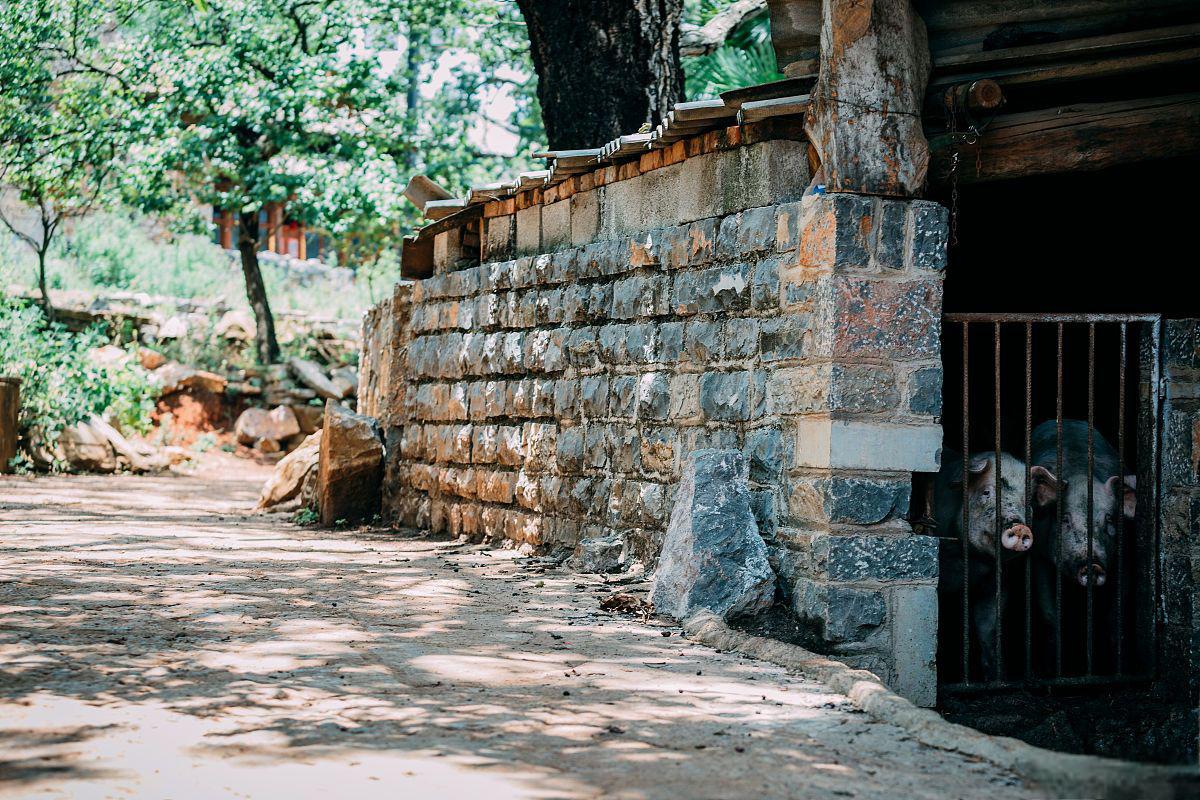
<box><xmin>0</xmin><ymin>460</ymin><xmax>1049</xmax><ymax>799</ymax></box>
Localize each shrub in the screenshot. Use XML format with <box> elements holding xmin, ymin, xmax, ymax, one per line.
<box><xmin>0</xmin><ymin>298</ymin><xmax>158</xmax><ymax>466</ymax></box>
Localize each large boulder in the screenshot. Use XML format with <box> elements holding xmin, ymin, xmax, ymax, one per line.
<box><xmin>154</xmin><ymin>361</ymin><xmax>228</xmax><ymax>395</ymax></box>
<box><xmin>234</xmin><ymin>405</ymin><xmax>301</xmax><ymax>446</ymax></box>
<box><xmin>292</xmin><ymin>404</ymin><xmax>324</xmax><ymax>434</ymax></box>
<box><xmin>288</xmin><ymin>357</ymin><xmax>342</xmax><ymax>401</ymax></box>
<box><xmin>257</xmin><ymin>430</ymin><xmax>322</xmax><ymax>509</ymax></box>
<box><xmin>57</xmin><ymin>421</ymin><xmax>117</xmax><ymax>472</ymax></box>
<box><xmin>316</xmin><ymin>401</ymin><xmax>383</xmax><ymax>525</ymax></box>
<box><xmin>650</xmin><ymin>450</ymin><xmax>776</xmax><ymax>621</ymax></box>
<box><xmin>329</xmin><ymin>366</ymin><xmax>358</xmax><ymax>399</ymax></box>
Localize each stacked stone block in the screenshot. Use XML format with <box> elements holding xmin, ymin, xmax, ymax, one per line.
<box><xmin>370</xmin><ymin>184</ymin><xmax>948</xmax><ymax>704</ymax></box>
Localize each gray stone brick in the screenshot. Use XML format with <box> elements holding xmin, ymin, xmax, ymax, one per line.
<box><xmin>580</xmin><ymin>375</ymin><xmax>609</xmax><ymax>417</ymax></box>
<box><xmin>751</xmin><ymin>257</ymin><xmax>780</xmax><ymax>311</ymax></box>
<box><xmin>638</xmin><ymin>427</ymin><xmax>679</xmax><ymax>477</ymax></box>
<box><xmin>775</xmin><ymin>202</ymin><xmax>801</xmax><ymax>252</ymax></box>
<box><xmin>891</xmin><ymin>585</ymin><xmax>938</xmax><ymax>706</ymax></box>
<box><xmin>832</xmin><ymin>193</ymin><xmax>873</xmax><ymax>269</ymax></box>
<box><xmin>910</xmin><ymin>201</ymin><xmax>949</xmax><ymax>272</ymax></box>
<box><xmin>568</xmin><ymin>327</ymin><xmax>599</xmax><ymax>369</ymax></box>
<box><xmin>556</xmin><ymin>427</ymin><xmax>586</xmax><ymax>473</ymax></box>
<box><xmin>658</xmin><ymin>321</ymin><xmax>684</xmax><ymax>362</ymax></box>
<box><xmin>760</xmin><ymin>314</ymin><xmax>811</xmax><ymax>362</ymax></box>
<box><xmin>669</xmin><ymin>374</ymin><xmax>700</xmax><ymax>420</ymax></box>
<box><xmin>534</xmin><ymin>379</ymin><xmax>556</xmax><ymax>417</ymax></box>
<box><xmin>587</xmin><ymin>284</ymin><xmax>613</xmax><ymax>322</ymax></box>
<box><xmin>598</xmin><ymin>324</ymin><xmax>627</xmax><ymax>364</ymax></box>
<box><xmin>696</xmin><ymin>265</ymin><xmax>751</xmax><ymax>313</ymax></box>
<box><xmin>907</xmin><ymin>366</ymin><xmax>942</xmax><ymax>416</ymax></box>
<box><xmin>554</xmin><ymin>379</ymin><xmax>579</xmax><ymax>419</ymax></box>
<box><xmin>609</xmin><ymin>426</ymin><xmax>638</xmax><ymax>472</ymax></box>
<box><xmin>876</xmin><ymin>201</ymin><xmax>907</xmax><ymax>270</ymax></box>
<box><xmin>612</xmin><ymin>275</ymin><xmax>658</xmax><ymax>320</ymax></box>
<box><xmin>826</xmin><ymin>476</ymin><xmax>911</xmax><ymax>525</ymax></box>
<box><xmin>833</xmin><ymin>278</ymin><xmax>940</xmax><ymax>360</ymax></box>
<box><xmin>562</xmin><ymin>284</ymin><xmax>588</xmax><ymax>324</ymax></box>
<box><xmin>584</xmin><ymin>425</ymin><xmax>609</xmax><ymax>469</ymax></box>
<box><xmin>736</xmin><ymin>205</ymin><xmax>777</xmax><ymax>255</ymax></box>
<box><xmin>830</xmin><ymin>364</ymin><xmax>900</xmax><ymax>413</ymax></box>
<box><xmin>637</xmin><ymin>372</ymin><xmax>670</xmax><ymax>420</ymax></box>
<box><xmin>724</xmin><ymin>318</ymin><xmax>759</xmax><ymax>360</ymax></box>
<box><xmin>670</xmin><ymin>271</ymin><xmax>701</xmax><ymax>316</ymax></box>
<box><xmin>684</xmin><ymin>320</ymin><xmax>721</xmax><ymax>363</ymax></box>
<box><xmin>700</xmin><ymin>371</ymin><xmax>750</xmax><ymax>421</ymax></box>
<box><xmin>625</xmin><ymin>323</ymin><xmax>658</xmax><ymax>365</ymax></box>
<box><xmin>611</xmin><ymin>375</ymin><xmax>638</xmax><ymax>418</ymax></box>
<box><xmin>715</xmin><ymin>212</ymin><xmax>741</xmax><ymax>262</ymax></box>
<box><xmin>745</xmin><ymin>427</ymin><xmax>784</xmax><ymax>482</ymax></box>
<box><xmin>815</xmin><ymin>534</ymin><xmax>938</xmax><ymax>581</ymax></box>
<box><xmin>795</xmin><ymin>580</ymin><xmax>887</xmax><ymax>644</ymax></box>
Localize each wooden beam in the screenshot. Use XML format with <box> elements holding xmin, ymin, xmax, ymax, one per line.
<box><xmin>927</xmin><ymin>93</ymin><xmax>1200</xmax><ymax>185</ymax></box>
<box><xmin>805</xmin><ymin>0</ymin><xmax>932</xmax><ymax>197</ymax></box>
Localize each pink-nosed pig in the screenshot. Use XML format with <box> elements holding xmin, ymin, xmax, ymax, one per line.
<box><xmin>934</xmin><ymin>450</ymin><xmax>1034</xmax><ymax>681</ymax></box>
<box><xmin>1030</xmin><ymin>419</ymin><xmax>1136</xmax><ymax>590</ymax></box>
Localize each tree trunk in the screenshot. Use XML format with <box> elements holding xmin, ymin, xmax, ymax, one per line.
<box><xmin>237</xmin><ymin>210</ymin><xmax>280</xmax><ymax>365</ymax></box>
<box><xmin>36</xmin><ymin>247</ymin><xmax>54</xmax><ymax>324</ymax></box>
<box><xmin>516</xmin><ymin>0</ymin><xmax>685</xmax><ymax>149</ymax></box>
<box><xmin>804</xmin><ymin>0</ymin><xmax>931</xmax><ymax>196</ymax></box>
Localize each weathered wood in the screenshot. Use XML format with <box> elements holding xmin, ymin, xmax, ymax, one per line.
<box><xmin>766</xmin><ymin>0</ymin><xmax>821</xmax><ymax>77</ymax></box>
<box><xmin>805</xmin><ymin>0</ymin><xmax>932</xmax><ymax>196</ymax></box>
<box><xmin>928</xmin><ymin>93</ymin><xmax>1200</xmax><ymax>184</ymax></box>
<box><xmin>739</xmin><ymin>94</ymin><xmax>811</xmax><ymax>123</ymax></box>
<box><xmin>720</xmin><ymin>76</ymin><xmax>814</xmax><ymax>108</ymax></box>
<box><xmin>400</xmin><ymin>235</ymin><xmax>434</xmax><ymax>280</ymax></box>
<box><xmin>671</xmin><ymin>98</ymin><xmax>736</xmax><ymax>123</ymax></box>
<box><xmin>915</xmin><ymin>0</ymin><xmax>1197</xmax><ymax>57</ymax></box>
<box><xmin>0</xmin><ymin>377</ymin><xmax>18</xmax><ymax>474</ymax></box>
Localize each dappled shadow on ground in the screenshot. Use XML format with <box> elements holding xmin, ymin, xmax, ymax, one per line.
<box><xmin>0</xmin><ymin>474</ymin><xmax>1041</xmax><ymax>799</ymax></box>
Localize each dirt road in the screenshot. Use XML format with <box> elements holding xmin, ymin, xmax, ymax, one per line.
<box><xmin>0</xmin><ymin>460</ymin><xmax>1047</xmax><ymax>799</ymax></box>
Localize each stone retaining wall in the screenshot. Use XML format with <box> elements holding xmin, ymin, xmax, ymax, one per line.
<box><xmin>362</xmin><ymin>138</ymin><xmax>951</xmax><ymax>704</ymax></box>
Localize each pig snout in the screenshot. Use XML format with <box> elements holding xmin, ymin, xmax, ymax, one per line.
<box><xmin>1001</xmin><ymin>524</ymin><xmax>1033</xmax><ymax>552</ymax></box>
<box><xmin>1076</xmin><ymin>563</ymin><xmax>1106</xmax><ymax>587</ymax></box>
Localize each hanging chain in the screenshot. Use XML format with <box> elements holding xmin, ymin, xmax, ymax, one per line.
<box><xmin>942</xmin><ymin>83</ymin><xmax>1001</xmax><ymax>249</ymax></box>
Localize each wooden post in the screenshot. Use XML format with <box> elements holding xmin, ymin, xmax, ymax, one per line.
<box><xmin>218</xmin><ymin>211</ymin><xmax>234</xmax><ymax>250</ymax></box>
<box><xmin>0</xmin><ymin>377</ymin><xmax>20</xmax><ymax>474</ymax></box>
<box><xmin>804</xmin><ymin>0</ymin><xmax>931</xmax><ymax>196</ymax></box>
<box><xmin>267</xmin><ymin>203</ymin><xmax>284</xmax><ymax>253</ymax></box>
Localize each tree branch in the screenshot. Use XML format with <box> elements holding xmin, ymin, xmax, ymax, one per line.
<box><xmin>680</xmin><ymin>0</ymin><xmax>767</xmax><ymax>57</ymax></box>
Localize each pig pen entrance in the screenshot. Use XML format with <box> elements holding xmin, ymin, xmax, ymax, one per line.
<box><xmin>916</xmin><ymin>158</ymin><xmax>1198</xmax><ymax>764</ymax></box>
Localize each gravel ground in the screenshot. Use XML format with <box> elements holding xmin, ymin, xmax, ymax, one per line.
<box><xmin>0</xmin><ymin>459</ymin><xmax>1049</xmax><ymax>799</ymax></box>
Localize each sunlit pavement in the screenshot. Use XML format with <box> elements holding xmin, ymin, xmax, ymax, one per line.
<box><xmin>0</xmin><ymin>463</ymin><xmax>1047</xmax><ymax>799</ymax></box>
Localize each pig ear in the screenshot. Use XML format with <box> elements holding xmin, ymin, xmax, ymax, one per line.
<box><xmin>1107</xmin><ymin>475</ymin><xmax>1137</xmax><ymax>519</ymax></box>
<box><xmin>1031</xmin><ymin>465</ymin><xmax>1059</xmax><ymax>506</ymax></box>
<box><xmin>951</xmin><ymin>456</ymin><xmax>991</xmax><ymax>490</ymax></box>
<box><xmin>967</xmin><ymin>455</ymin><xmax>993</xmax><ymax>489</ymax></box>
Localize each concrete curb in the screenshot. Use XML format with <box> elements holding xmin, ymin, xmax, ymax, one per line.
<box><xmin>682</xmin><ymin>610</ymin><xmax>1199</xmax><ymax>800</ymax></box>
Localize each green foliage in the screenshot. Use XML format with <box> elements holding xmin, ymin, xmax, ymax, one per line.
<box><xmin>0</xmin><ymin>0</ymin><xmax>139</xmax><ymax>300</ymax></box>
<box><xmin>683</xmin><ymin>1</ymin><xmax>784</xmax><ymax>99</ymax></box>
<box><xmin>0</xmin><ymin>298</ymin><xmax>158</xmax><ymax>459</ymax></box>
<box><xmin>293</xmin><ymin>507</ymin><xmax>319</xmax><ymax>525</ymax></box>
<box><xmin>0</xmin><ymin>209</ymin><xmax>380</xmax><ymax>321</ymax></box>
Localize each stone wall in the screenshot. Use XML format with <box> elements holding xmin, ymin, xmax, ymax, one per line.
<box><xmin>364</xmin><ymin>137</ymin><xmax>950</xmax><ymax>705</ymax></box>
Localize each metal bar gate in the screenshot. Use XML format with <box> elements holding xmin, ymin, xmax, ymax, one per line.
<box><xmin>938</xmin><ymin>312</ymin><xmax>1162</xmax><ymax>693</ymax></box>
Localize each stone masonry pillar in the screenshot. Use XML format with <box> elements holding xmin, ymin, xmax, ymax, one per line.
<box><xmin>773</xmin><ymin>192</ymin><xmax>948</xmax><ymax>706</ymax></box>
